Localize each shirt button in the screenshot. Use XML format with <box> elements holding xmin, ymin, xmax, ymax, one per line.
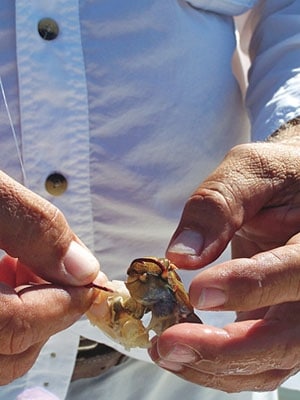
<box><xmin>45</xmin><ymin>173</ymin><xmax>68</xmax><ymax>196</ymax></box>
<box><xmin>38</xmin><ymin>18</ymin><xmax>59</xmax><ymax>40</ymax></box>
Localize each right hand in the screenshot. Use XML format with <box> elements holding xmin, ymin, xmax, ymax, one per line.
<box><xmin>151</xmin><ymin>139</ymin><xmax>300</xmax><ymax>392</ymax></box>
<box><xmin>0</xmin><ymin>171</ymin><xmax>102</xmax><ymax>385</ymax></box>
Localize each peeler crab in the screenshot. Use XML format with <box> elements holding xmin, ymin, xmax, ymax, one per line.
<box><xmin>86</xmin><ymin>257</ymin><xmax>202</xmax><ymax>349</ymax></box>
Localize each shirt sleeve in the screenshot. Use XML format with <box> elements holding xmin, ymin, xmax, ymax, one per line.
<box><xmin>243</xmin><ymin>0</ymin><xmax>300</xmax><ymax>141</ymax></box>
<box><xmin>186</xmin><ymin>0</ymin><xmax>257</xmax><ymax>16</ymax></box>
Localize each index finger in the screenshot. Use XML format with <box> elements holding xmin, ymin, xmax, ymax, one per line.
<box><xmin>0</xmin><ymin>283</ymin><xmax>96</xmax><ymax>355</ymax></box>
<box><xmin>0</xmin><ymin>171</ymin><xmax>99</xmax><ymax>285</ymax></box>
<box><xmin>189</xmin><ymin>234</ymin><xmax>300</xmax><ymax>311</ymax></box>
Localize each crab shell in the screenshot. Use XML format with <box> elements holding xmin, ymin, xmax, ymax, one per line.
<box><xmin>125</xmin><ymin>257</ymin><xmax>201</xmax><ymax>333</ymax></box>
<box><xmin>86</xmin><ymin>257</ymin><xmax>201</xmax><ymax>350</ymax></box>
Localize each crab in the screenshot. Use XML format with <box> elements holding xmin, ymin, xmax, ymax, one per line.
<box><xmin>86</xmin><ymin>257</ymin><xmax>202</xmax><ymax>349</ymax></box>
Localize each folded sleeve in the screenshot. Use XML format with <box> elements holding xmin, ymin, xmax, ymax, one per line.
<box><xmin>185</xmin><ymin>0</ymin><xmax>258</xmax><ymax>16</ymax></box>
<box><xmin>243</xmin><ymin>0</ymin><xmax>300</xmax><ymax>140</ymax></box>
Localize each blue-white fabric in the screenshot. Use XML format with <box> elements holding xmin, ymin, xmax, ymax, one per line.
<box><xmin>186</xmin><ymin>0</ymin><xmax>259</xmax><ymax>15</ymax></box>
<box><xmin>0</xmin><ymin>0</ymin><xmax>299</xmax><ymax>398</ymax></box>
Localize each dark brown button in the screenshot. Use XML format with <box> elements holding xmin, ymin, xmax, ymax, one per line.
<box><xmin>45</xmin><ymin>173</ymin><xmax>67</xmax><ymax>196</ymax></box>
<box><xmin>38</xmin><ymin>18</ymin><xmax>59</xmax><ymax>40</ymax></box>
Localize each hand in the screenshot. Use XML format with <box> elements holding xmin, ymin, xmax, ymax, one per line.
<box><xmin>149</xmin><ymin>140</ymin><xmax>300</xmax><ymax>392</ymax></box>
<box><xmin>0</xmin><ymin>171</ymin><xmax>101</xmax><ymax>385</ymax></box>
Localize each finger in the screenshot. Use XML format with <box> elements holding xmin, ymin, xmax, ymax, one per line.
<box><xmin>189</xmin><ymin>236</ymin><xmax>300</xmax><ymax>311</ymax></box>
<box><xmin>166</xmin><ymin>143</ymin><xmax>300</xmax><ymax>269</ymax></box>
<box><xmin>151</xmin><ymin>335</ymin><xmax>293</xmax><ymax>393</ymax></box>
<box><xmin>150</xmin><ymin>338</ymin><xmax>291</xmax><ymax>393</ymax></box>
<box><xmin>16</xmin><ymin>261</ymin><xmax>46</xmax><ymax>286</ymax></box>
<box><xmin>149</xmin><ymin>317</ymin><xmax>300</xmax><ymax>390</ymax></box>
<box><xmin>0</xmin><ymin>342</ymin><xmax>44</xmax><ymax>386</ymax></box>
<box><xmin>0</xmin><ymin>255</ymin><xmax>18</xmax><ymax>286</ymax></box>
<box><xmin>0</xmin><ymin>171</ymin><xmax>99</xmax><ymax>285</ymax></box>
<box><xmin>0</xmin><ymin>283</ymin><xmax>96</xmax><ymax>355</ymax></box>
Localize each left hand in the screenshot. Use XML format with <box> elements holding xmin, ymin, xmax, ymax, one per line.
<box><xmin>149</xmin><ymin>140</ymin><xmax>300</xmax><ymax>392</ymax></box>
<box><xmin>0</xmin><ymin>255</ymin><xmax>99</xmax><ymax>385</ymax></box>
<box><xmin>0</xmin><ymin>172</ymin><xmax>103</xmax><ymax>385</ymax></box>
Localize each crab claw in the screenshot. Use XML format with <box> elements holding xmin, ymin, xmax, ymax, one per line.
<box><xmin>86</xmin><ymin>279</ymin><xmax>150</xmax><ymax>349</ymax></box>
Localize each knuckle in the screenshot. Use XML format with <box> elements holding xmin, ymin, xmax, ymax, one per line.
<box><xmin>5</xmin><ymin>315</ymin><xmax>33</xmax><ymax>355</ymax></box>
<box><xmin>38</xmin><ymin>204</ymin><xmax>71</xmax><ymax>251</ymax></box>
<box><xmin>189</xmin><ymin>186</ymin><xmax>241</xmax><ymax>233</ymax></box>
<box><xmin>225</xmin><ymin>143</ymin><xmax>262</xmax><ymax>170</ymax></box>
<box><xmin>31</xmin><ymin>202</ymin><xmax>67</xmax><ymax>243</ymax></box>
<box><xmin>226</xmin><ymin>143</ymin><xmax>276</xmax><ymax>183</ymax></box>
<box><xmin>19</xmin><ymin>202</ymin><xmax>71</xmax><ymax>269</ymax></box>
<box><xmin>0</xmin><ymin>301</ymin><xmax>34</xmax><ymax>355</ymax></box>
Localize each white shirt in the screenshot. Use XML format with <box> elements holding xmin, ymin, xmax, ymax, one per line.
<box><xmin>0</xmin><ymin>0</ymin><xmax>300</xmax><ymax>398</ymax></box>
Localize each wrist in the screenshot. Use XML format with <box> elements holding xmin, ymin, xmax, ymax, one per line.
<box><xmin>267</xmin><ymin>117</ymin><xmax>300</xmax><ymax>144</ymax></box>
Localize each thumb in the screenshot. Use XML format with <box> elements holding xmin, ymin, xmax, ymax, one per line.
<box><xmin>166</xmin><ymin>143</ymin><xmax>300</xmax><ymax>269</ymax></box>
<box><xmin>0</xmin><ymin>171</ymin><xmax>99</xmax><ymax>285</ymax></box>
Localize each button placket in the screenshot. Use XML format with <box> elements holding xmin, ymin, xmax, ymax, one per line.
<box><xmin>15</xmin><ymin>0</ymin><xmax>94</xmax><ymax>249</ymax></box>
<box><xmin>15</xmin><ymin>0</ymin><xmax>94</xmax><ymax>397</ymax></box>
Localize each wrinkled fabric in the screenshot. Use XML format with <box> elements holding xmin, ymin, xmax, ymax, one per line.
<box><xmin>17</xmin><ymin>387</ymin><xmax>60</xmax><ymax>400</ymax></box>
<box><xmin>245</xmin><ymin>0</ymin><xmax>300</xmax><ymax>139</ymax></box>
<box><xmin>0</xmin><ymin>0</ymin><xmax>299</xmax><ymax>399</ymax></box>
<box><xmin>66</xmin><ymin>358</ymin><xmax>278</xmax><ymax>400</ymax></box>
<box><xmin>186</xmin><ymin>0</ymin><xmax>258</xmax><ymax>16</ymax></box>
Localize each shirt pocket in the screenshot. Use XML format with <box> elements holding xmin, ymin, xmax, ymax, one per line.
<box><xmin>185</xmin><ymin>0</ymin><xmax>259</xmax><ymax>16</ymax></box>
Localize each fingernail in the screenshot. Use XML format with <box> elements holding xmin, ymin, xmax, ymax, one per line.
<box><xmin>63</xmin><ymin>241</ymin><xmax>100</xmax><ymax>284</ymax></box>
<box><xmin>197</xmin><ymin>288</ymin><xmax>227</xmax><ymax>309</ymax></box>
<box><xmin>93</xmin><ymin>271</ymin><xmax>109</xmax><ymax>287</ymax></box>
<box><xmin>165</xmin><ymin>343</ymin><xmax>199</xmax><ymax>363</ymax></box>
<box><xmin>167</xmin><ymin>230</ymin><xmax>203</xmax><ymax>256</ymax></box>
